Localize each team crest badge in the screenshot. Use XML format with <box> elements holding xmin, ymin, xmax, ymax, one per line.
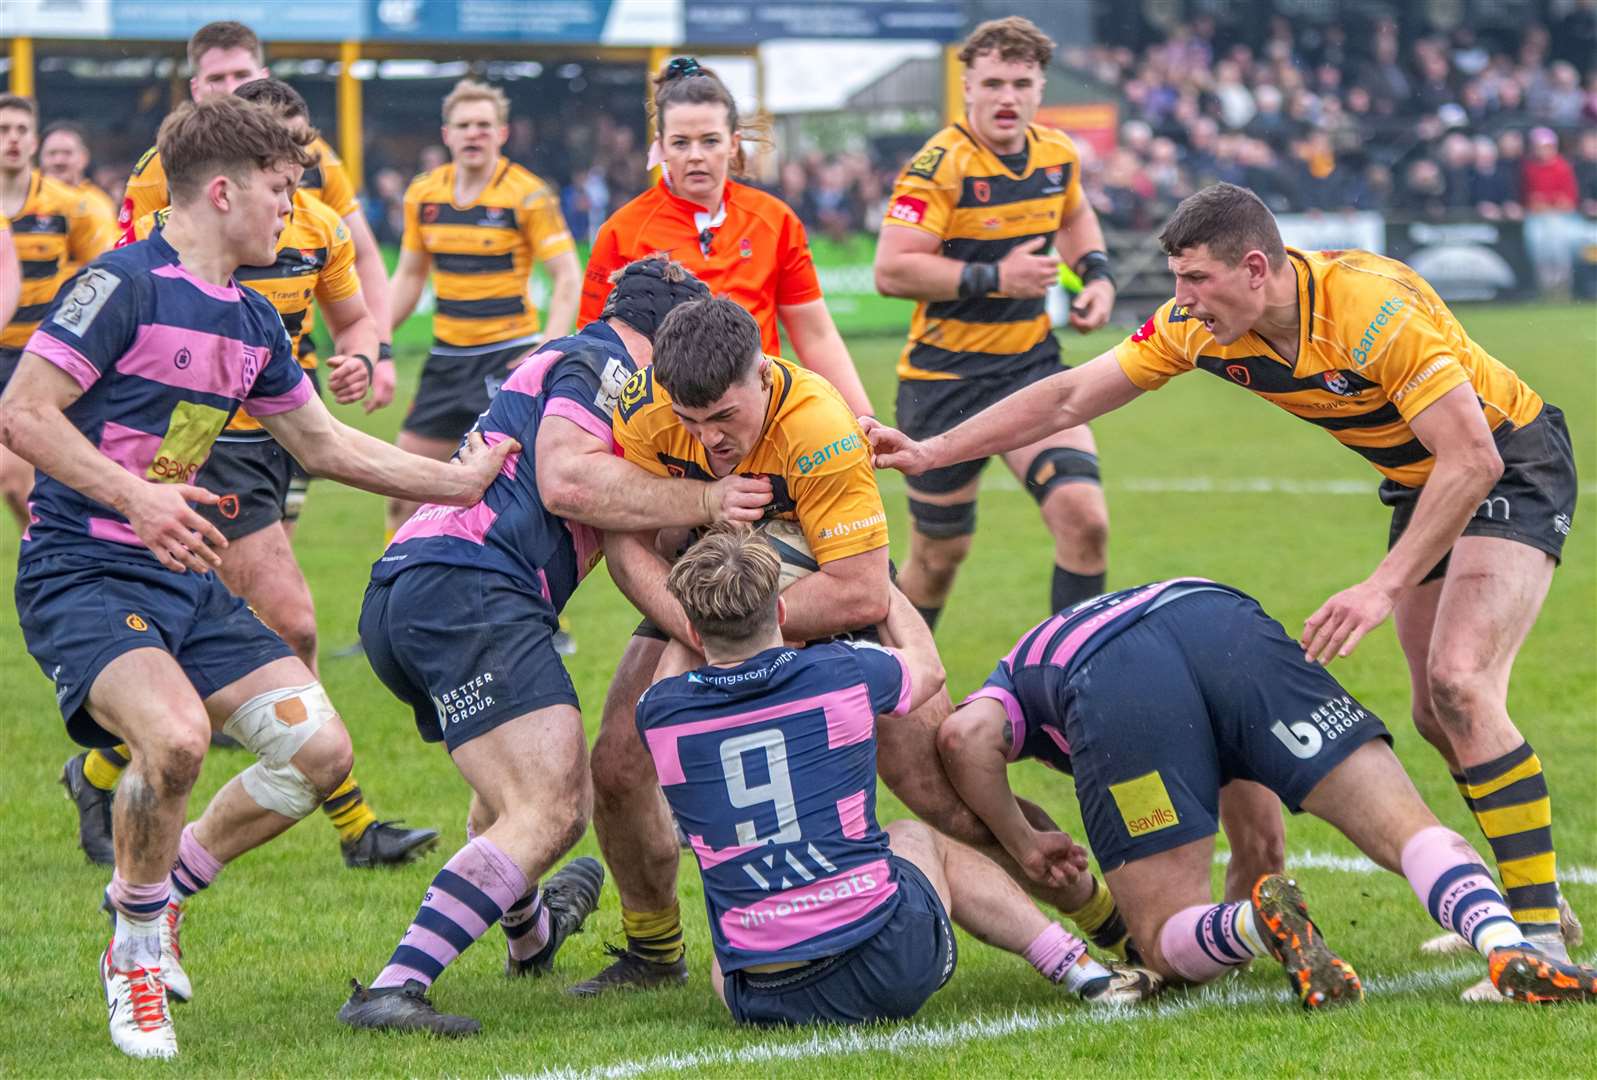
<box><xmin>906</xmin><ymin>146</ymin><xmax>946</xmax><ymax>179</ymax></box>
<box><xmin>973</xmin><ymin>179</ymin><xmax>991</xmax><ymax>203</ymax></box>
<box><xmin>739</xmin><ymin>237</ymin><xmax>753</xmax><ymax>259</ymax></box>
<box><xmin>1225</xmin><ymin>364</ymin><xmax>1252</xmax><ymax>386</ymax></box>
<box><xmin>1322</xmin><ymin>371</ymin><xmax>1353</xmax><ymax>395</ymax></box>
<box><xmin>617</xmin><ymin>368</ymin><xmax>654</xmax><ymax>421</ymax></box>
<box><xmin>422</xmin><ymin>204</ymin><xmax>439</xmax><ymax>223</ymax></box>
<box><xmin>125</xmin><ymin>614</ymin><xmax>148</xmax><ymax>632</ymax></box>
<box><xmin>1046</xmin><ymin>166</ymin><xmax>1063</xmax><ymax>185</ymax></box>
<box><xmin>485</xmin><ymin>207</ymin><xmax>505</xmax><ymax>223</ymax></box>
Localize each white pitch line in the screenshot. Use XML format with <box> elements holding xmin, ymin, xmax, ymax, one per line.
<box><xmin>517</xmin><ymin>962</ymin><xmax>1483</xmax><ymax>1080</ymax></box>
<box><xmin>870</xmin><ymin>472</ymin><xmax>1597</xmax><ymax>498</ymax></box>
<box><xmin>1219</xmin><ymin>848</ymin><xmax>1597</xmax><ymax>886</ymax></box>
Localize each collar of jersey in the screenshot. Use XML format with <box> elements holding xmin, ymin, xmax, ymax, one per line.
<box><xmin>1244</xmin><ymin>248</ymin><xmax>1317</xmax><ymax>373</ymax></box>
<box><xmin>445</xmin><ymin>156</ymin><xmax>511</xmax><ymax>211</ymax></box>
<box><xmin>954</xmin><ymin>122</ymin><xmax>1036</xmax><ymax>180</ymax></box>
<box><xmin>657</xmin><ymin>174</ymin><xmax>734</xmax><ymax>224</ymax></box>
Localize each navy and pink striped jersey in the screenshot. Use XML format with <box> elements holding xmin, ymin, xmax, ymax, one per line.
<box><xmin>371</xmin><ymin>322</ymin><xmax>634</xmax><ymax>611</ymax></box>
<box><xmin>18</xmin><ymin>228</ymin><xmax>309</xmax><ymax>566</ymax></box>
<box><xmin>968</xmin><ymin>579</ymin><xmax>1245</xmax><ymax>772</ymax></box>
<box><xmin>636</xmin><ymin>640</ymin><xmax>915</xmax><ymax>972</ymax></box>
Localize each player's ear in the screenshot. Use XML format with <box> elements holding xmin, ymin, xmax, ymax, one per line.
<box><xmin>758</xmin><ymin>358</ymin><xmax>772</xmax><ymax>390</ymax></box>
<box><xmin>1244</xmin><ymin>250</ymin><xmax>1271</xmax><ymax>288</ymax></box>
<box><xmin>774</xmin><ymin>596</ymin><xmax>787</xmax><ymax>628</ymax></box>
<box><xmin>687</xmin><ymin>623</ymin><xmax>705</xmax><ymax>653</ymax></box>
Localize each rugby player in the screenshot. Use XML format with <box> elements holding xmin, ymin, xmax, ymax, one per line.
<box><xmin>865</xmin><ymin>182</ymin><xmax>1582</xmax><ymax>997</ymax></box>
<box><xmin>633</xmin><ymin>526</ymin><xmax>1158</xmax><ymax>1025</ymax></box>
<box><xmin>0</xmin><ymin>213</ymin><xmax>18</xmax><ymax>326</ymax></box>
<box><xmin>0</xmin><ymin>93</ymin><xmax>111</xmax><ymax>526</ymax></box>
<box><xmin>120</xmin><ymin>21</ymin><xmax>397</xmax><ymax>411</ymax></box>
<box><xmin>576</xmin><ymin>297</ymin><xmax>1132</xmax><ymax>996</ymax></box>
<box><xmin>386</xmin><ymin>78</ymin><xmax>580</xmax><ymax>536</ymax></box>
<box><xmin>60</xmin><ymin>79</ymin><xmax>437</xmax><ymax>873</ymax></box>
<box><xmin>580</xmin><ymin>56</ymin><xmax>872</xmax><ymax>417</ymax></box>
<box><xmin>937</xmin><ymin>579</ymin><xmax>1597</xmax><ymax>1006</ymax></box>
<box><xmin>339</xmin><ymin>256</ymin><xmax>780</xmax><ymax>1034</ymax></box>
<box><xmin>0</xmin><ymin>97</ymin><xmax>514</xmax><ymax>1059</ymax></box>
<box><xmin>873</xmin><ymin>17</ymin><xmax>1113</xmax><ymax>630</ymax></box>
<box><xmin>39</xmin><ymin>121</ymin><xmax>119</xmax><ymax>249</ymax></box>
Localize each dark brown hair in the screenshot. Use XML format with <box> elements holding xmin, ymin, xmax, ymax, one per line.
<box><xmin>159</xmin><ymin>96</ymin><xmax>316</xmax><ymax>204</ymax></box>
<box><xmin>649</xmin><ymin>56</ymin><xmax>769</xmax><ymax>177</ymax></box>
<box><xmin>187</xmin><ymin>21</ymin><xmax>263</xmax><ymax>71</ymax></box>
<box><xmin>667</xmin><ymin>523</ymin><xmax>783</xmax><ymax>646</ymax></box>
<box><xmin>958</xmin><ymin>16</ymin><xmax>1055</xmax><ymax>68</ymax></box>
<box><xmin>1158</xmin><ymin>183</ymin><xmax>1286</xmax><ymax>268</ymax></box>
<box><xmin>0</xmin><ymin>94</ymin><xmax>37</xmax><ymax>119</ymax></box>
<box><xmin>652</xmin><ymin>297</ymin><xmax>762</xmax><ymax>408</ymax></box>
<box><xmin>233</xmin><ymin>78</ymin><xmax>311</xmax><ymax>124</ymax></box>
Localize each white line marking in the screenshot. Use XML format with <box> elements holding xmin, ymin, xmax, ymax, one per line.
<box><xmin>518</xmin><ymin>962</ymin><xmax>1484</xmax><ymax>1080</ymax></box>
<box><xmin>871</xmin><ymin>473</ymin><xmax>1597</xmax><ymax>498</ymax></box>
<box><xmin>1217</xmin><ymin>848</ymin><xmax>1597</xmax><ymax>886</ymax></box>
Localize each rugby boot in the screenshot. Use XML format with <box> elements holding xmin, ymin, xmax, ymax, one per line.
<box><xmin>567</xmin><ymin>944</ymin><xmax>689</xmax><ymax>997</ymax></box>
<box><xmin>101</xmin><ymin>941</ymin><xmax>177</xmax><ymax>1059</ymax></box>
<box><xmin>60</xmin><ymin>753</ymin><xmax>115</xmax><ymax>866</ymax></box>
<box><xmin>1489</xmin><ymin>946</ymin><xmax>1597</xmax><ymax>1004</ymax></box>
<box><xmin>341</xmin><ymin>820</ymin><xmax>440</xmax><ymax>868</ymax></box>
<box><xmin>507</xmin><ymin>857</ymin><xmax>605</xmax><ymax>977</ymax></box>
<box><xmin>1079</xmin><ymin>964</ymin><xmax>1165</xmax><ymax>1005</ymax></box>
<box><xmin>337</xmin><ymin>979</ymin><xmax>480</xmax><ymax>1036</ymax></box>
<box><xmin>100</xmin><ymin>892</ymin><xmax>190</xmax><ymax>1003</ymax></box>
<box><xmin>1427</xmin><ymin>896</ymin><xmax>1585</xmax><ymax>961</ymax></box>
<box><xmin>1250</xmin><ymin>873</ymin><xmax>1363</xmax><ymax>1010</ymax></box>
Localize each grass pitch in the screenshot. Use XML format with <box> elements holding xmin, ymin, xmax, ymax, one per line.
<box><xmin>1</xmin><ymin>304</ymin><xmax>1592</xmax><ymax>1077</ymax></box>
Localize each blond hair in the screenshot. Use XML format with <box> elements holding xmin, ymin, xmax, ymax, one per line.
<box><xmin>187</xmin><ymin>20</ymin><xmax>263</xmax><ymax>71</ymax></box>
<box><xmin>442</xmin><ymin>79</ymin><xmax>510</xmax><ymax>125</ymax></box>
<box><xmin>159</xmin><ymin>96</ymin><xmax>316</xmax><ymax>204</ymax></box>
<box><xmin>958</xmin><ymin>16</ymin><xmax>1055</xmax><ymax>69</ymax></box>
<box><xmin>666</xmin><ymin>524</ymin><xmax>782</xmax><ymax>645</ymax></box>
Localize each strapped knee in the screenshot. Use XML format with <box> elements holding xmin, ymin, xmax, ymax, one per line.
<box><xmin>908</xmin><ymin>497</ymin><xmax>977</xmax><ymax>539</ymax></box>
<box><xmin>224</xmin><ymin>683</ymin><xmax>336</xmax><ymax>818</ymax></box>
<box><xmin>1024</xmin><ymin>448</ymin><xmax>1100</xmax><ymax>504</ymax></box>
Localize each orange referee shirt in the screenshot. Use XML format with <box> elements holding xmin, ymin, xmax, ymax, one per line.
<box><xmin>580</xmin><ymin>177</ymin><xmax>823</xmax><ymax>358</ymax></box>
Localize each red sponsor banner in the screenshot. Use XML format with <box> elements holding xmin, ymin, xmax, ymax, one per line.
<box><xmin>1035</xmin><ymin>102</ymin><xmax>1119</xmax><ymax>158</ymax></box>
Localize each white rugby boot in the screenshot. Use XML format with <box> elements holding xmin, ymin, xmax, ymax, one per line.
<box><xmin>101</xmin><ymin>941</ymin><xmax>178</xmax><ymax>1059</ymax></box>
<box><xmin>159</xmin><ymin>902</ymin><xmax>191</xmax><ymax>1003</ymax></box>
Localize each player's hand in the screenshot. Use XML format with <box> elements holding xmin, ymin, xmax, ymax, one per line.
<box><xmin>860</xmin><ymin>416</ymin><xmax>935</xmax><ymax>475</ymax></box>
<box><xmin>704</xmin><ymin>473</ymin><xmax>772</xmax><ymax>524</ymax></box>
<box><xmin>1018</xmin><ymin>827</ymin><xmax>1089</xmax><ymax>888</ymax></box>
<box><xmin>1067</xmin><ymin>279</ymin><xmax>1115</xmax><ymax>333</ymax></box>
<box><xmin>996</xmin><ymin>236</ymin><xmax>1060</xmax><ymax>299</ymax></box>
<box><xmin>324</xmin><ymin>353</ymin><xmax>371</xmax><ymax>405</ymax></box>
<box><xmin>364</xmin><ymin>359</ymin><xmax>397</xmax><ymax>414</ymax></box>
<box><xmin>1301</xmin><ymin>579</ymin><xmax>1397</xmax><ymax>665</ymax></box>
<box><xmin>125</xmin><ymin>481</ymin><xmax>228</xmax><ymax>574</ymax></box>
<box><xmin>454</xmin><ymin>430</ymin><xmax>520</xmax><ymax>502</ymax></box>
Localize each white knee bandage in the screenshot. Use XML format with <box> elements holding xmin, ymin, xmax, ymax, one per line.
<box><xmin>224</xmin><ymin>683</ymin><xmax>336</xmax><ymax>819</ymax></box>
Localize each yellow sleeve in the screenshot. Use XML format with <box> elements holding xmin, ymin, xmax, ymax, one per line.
<box><xmin>523</xmin><ymin>181</ymin><xmax>575</xmax><ymax>262</ymax></box>
<box><xmin>786</xmin><ymin>393</ymin><xmax>889</xmax><ymax>564</ymax></box>
<box><xmin>882</xmin><ymin>137</ymin><xmax>959</xmax><ymax>237</ymax></box>
<box><xmin>611</xmin><ymin>368</ymin><xmax>671</xmax><ymax>476</ymax></box>
<box><xmin>316</xmin><ymin>146</ymin><xmax>360</xmax><ymax>218</ymax></box>
<box><xmin>1112</xmin><ymin>299</ymin><xmax>1197</xmax><ymax>391</ymax></box>
<box><xmin>131</xmin><ymin>210</ymin><xmax>160</xmax><ymax>243</ymax></box>
<box><xmin>1058</xmin><ymin>135</ymin><xmax>1085</xmax><ymax>216</ymax></box>
<box><xmin>1360</xmin><ymin>299</ymin><xmax>1471</xmax><ymax>422</ymax></box>
<box><xmin>314</xmin><ymin>215</ymin><xmax>361</xmax><ymax>305</ymax></box>
<box><xmin>400</xmin><ymin>179</ymin><xmax>426</xmax><ymax>253</ymax></box>
<box><xmin>122</xmin><ymin>148</ymin><xmax>167</xmax><ymax>227</ymax></box>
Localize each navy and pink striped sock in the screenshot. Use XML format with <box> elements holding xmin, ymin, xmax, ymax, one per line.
<box><xmin>1401</xmin><ymin>825</ymin><xmax>1527</xmax><ymax>956</ymax></box>
<box><xmin>374</xmin><ymin>837</ymin><xmax>528</xmax><ymax>989</ymax></box>
<box><xmin>1158</xmin><ymin>901</ymin><xmax>1266</xmax><ymax>983</ymax></box>
<box><xmin>169</xmin><ymin>823</ymin><xmax>221</xmax><ymax>901</ymax></box>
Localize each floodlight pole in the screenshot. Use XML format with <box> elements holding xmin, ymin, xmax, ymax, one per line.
<box><xmin>338</xmin><ymin>40</ymin><xmax>363</xmax><ymax>193</ymax></box>
<box><xmin>9</xmin><ymin>36</ymin><xmax>33</xmax><ymax>98</ymax></box>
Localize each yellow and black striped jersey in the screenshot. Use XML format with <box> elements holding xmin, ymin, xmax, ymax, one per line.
<box><xmin>1114</xmin><ymin>248</ymin><xmax>1545</xmax><ymax>488</ymax></box>
<box><xmin>884</xmin><ymin>123</ymin><xmax>1084</xmax><ymax>381</ymax></box>
<box><xmin>3</xmin><ymin>170</ymin><xmax>112</xmax><ymax>351</ymax></box>
<box><xmin>120</xmin><ymin>134</ymin><xmax>357</xmax><ymax>241</ymax></box>
<box><xmin>69</xmin><ymin>181</ymin><xmax>118</xmax><ymax>265</ymax></box>
<box><xmin>401</xmin><ymin>157</ymin><xmax>574</xmax><ymax>351</ymax></box>
<box><xmin>134</xmin><ymin>190</ymin><xmax>359</xmax><ymax>434</ymax></box>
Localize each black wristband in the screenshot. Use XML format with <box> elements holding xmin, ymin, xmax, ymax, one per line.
<box><xmin>353</xmin><ymin>352</ymin><xmax>374</xmax><ymax>382</ymax></box>
<box><xmin>1075</xmin><ymin>250</ymin><xmax>1115</xmax><ymax>290</ymax></box>
<box><xmin>958</xmin><ymin>261</ymin><xmax>1000</xmax><ymax>299</ymax></box>
<box><xmin>377</xmin><ymin>342</ymin><xmax>393</xmax><ymax>362</ymax></box>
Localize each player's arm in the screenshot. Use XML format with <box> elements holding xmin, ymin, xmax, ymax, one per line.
<box><xmin>863</xmin><ymin>351</ymin><xmax>1143</xmax><ymax>474</ymax></box>
<box><xmin>316</xmin><ymin>287</ymin><xmax>378</xmax><ymax>406</ymax></box>
<box><xmin>537</xmin><ymin>415</ymin><xmax>771</xmax><ymax>530</ymax></box>
<box><xmin>342</xmin><ymin>209</ymin><xmax>397</xmax><ymax>410</ymax></box>
<box><xmin>604</xmin><ymin>528</ymin><xmax>695</xmax><ymax>643</ymax></box>
<box><xmin>776</xmin><ymin>300</ymin><xmax>873</xmax><ymax>418</ymax></box>
<box><xmin>538</xmin><ymin>249</ymin><xmax>581</xmax><ymax>341</ymax></box>
<box><xmin>875</xmin><ymin>586</ymin><xmax>946</xmax><ymax>715</ymax></box>
<box><xmin>1302</xmin><ymin>381</ymin><xmax>1502</xmax><ymax>663</ymax></box>
<box><xmin>937</xmin><ymin>696</ymin><xmax>1076</xmax><ymax>887</ymax></box>
<box><xmin>875</xmin><ymin>222</ymin><xmax>1059</xmax><ymax>302</ymax></box>
<box><xmin>1054</xmin><ymin>197</ymin><xmax>1115</xmax><ymax>333</ymax></box>
<box><xmin>388</xmin><ymin>246</ymin><xmax>431</xmax><ymax>332</ymax></box>
<box><xmin>0</xmin><ymin>355</ymin><xmax>226</xmax><ymax>573</ymax></box>
<box><xmin>259</xmin><ymin>393</ymin><xmax>514</xmax><ymax>506</ymax></box>
<box><xmin>778</xmin><ymin>546</ymin><xmax>890</xmax><ymax>642</ymax></box>
<box><xmin>0</xmin><ymin>225</ymin><xmax>19</xmax><ymax>326</ymax></box>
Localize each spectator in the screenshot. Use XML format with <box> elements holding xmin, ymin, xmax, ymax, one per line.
<box><xmin>1522</xmin><ymin>127</ymin><xmax>1578</xmax><ymax>211</ymax></box>
<box><xmin>1530</xmin><ymin>61</ymin><xmax>1586</xmax><ymax>125</ymax></box>
<box><xmin>1439</xmin><ymin>132</ymin><xmax>1477</xmax><ymax>210</ymax></box>
<box><xmin>1357</xmin><ymin>23</ymin><xmax>1412</xmax><ymax>116</ymax></box>
<box><xmin>1574</xmin><ymin>129</ymin><xmax>1597</xmax><ymax>218</ymax></box>
<box><xmin>1470</xmin><ymin>137</ymin><xmax>1522</xmax><ymax>220</ymax></box>
<box><xmin>1213</xmin><ymin>60</ymin><xmax>1257</xmax><ymax>130</ymax></box>
<box><xmin>1398</xmin><ymin>159</ymin><xmax>1449</xmax><ymax>219</ymax></box>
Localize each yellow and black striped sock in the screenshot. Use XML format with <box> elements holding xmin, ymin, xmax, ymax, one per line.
<box><xmin>622</xmin><ymin>903</ymin><xmax>685</xmax><ymax>965</ymax></box>
<box><xmin>1460</xmin><ymin>742</ymin><xmax>1561</xmax><ymax>942</ymax></box>
<box><xmin>1063</xmin><ymin>876</ymin><xmax>1133</xmax><ymax>960</ymax></box>
<box><xmin>321</xmin><ymin>773</ymin><xmax>377</xmax><ymax>845</ymax></box>
<box><xmin>83</xmin><ymin>745</ymin><xmax>130</xmax><ymax>791</ymax></box>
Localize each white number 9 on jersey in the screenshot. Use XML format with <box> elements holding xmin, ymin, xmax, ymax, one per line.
<box><xmin>719</xmin><ymin>729</ymin><xmax>802</xmax><ymax>846</ymax></box>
